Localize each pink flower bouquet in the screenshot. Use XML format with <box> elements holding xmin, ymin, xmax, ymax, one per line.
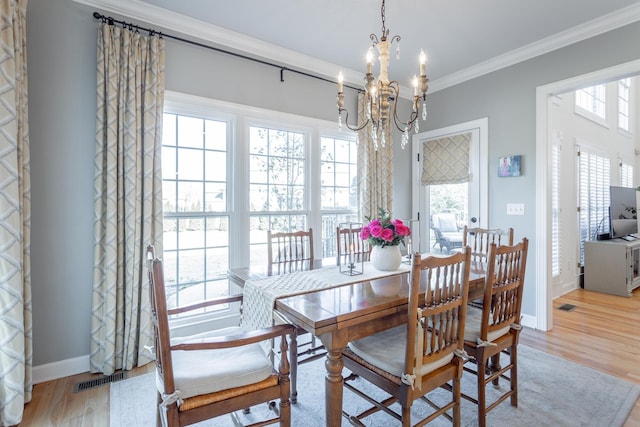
<box><xmin>360</xmin><ymin>208</ymin><xmax>411</xmax><ymax>247</ymax></box>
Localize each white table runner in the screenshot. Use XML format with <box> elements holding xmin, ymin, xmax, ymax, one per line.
<box><xmin>241</xmin><ymin>262</ymin><xmax>411</xmax><ymax>333</ymax></box>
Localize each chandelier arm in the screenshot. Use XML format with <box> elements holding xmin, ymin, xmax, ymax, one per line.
<box><xmin>339</xmin><ymin>108</ymin><xmax>370</xmax><ymax>132</ymax></box>
<box><xmin>386</xmin><ymin>82</ymin><xmax>417</xmax><ymax>132</ymax></box>
<box><xmin>384</xmin><ymin>80</ymin><xmax>423</xmax><ymax>132</ymax></box>
<box><xmin>393</xmin><ymin>108</ymin><xmax>419</xmax><ymax>132</ymax></box>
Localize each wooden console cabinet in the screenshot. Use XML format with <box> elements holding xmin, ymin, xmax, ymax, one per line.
<box><xmin>584</xmin><ymin>239</ymin><xmax>640</xmax><ymax>297</ymax></box>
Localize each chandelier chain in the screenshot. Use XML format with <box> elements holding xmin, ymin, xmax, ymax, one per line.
<box><xmin>380</xmin><ymin>0</ymin><xmax>387</xmax><ymax>37</ymax></box>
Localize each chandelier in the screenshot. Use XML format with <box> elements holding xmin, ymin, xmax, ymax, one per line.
<box><xmin>337</xmin><ymin>0</ymin><xmax>429</xmax><ymax>150</ymax></box>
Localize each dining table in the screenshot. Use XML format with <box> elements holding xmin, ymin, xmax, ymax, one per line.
<box><xmin>228</xmin><ymin>256</ymin><xmax>486</xmax><ymax>427</ymax></box>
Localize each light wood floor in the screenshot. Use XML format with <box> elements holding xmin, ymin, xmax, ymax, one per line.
<box><xmin>18</xmin><ymin>288</ymin><xmax>640</xmax><ymax>426</ymax></box>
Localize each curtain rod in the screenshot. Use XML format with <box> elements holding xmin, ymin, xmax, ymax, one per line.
<box><xmin>92</xmin><ymin>12</ymin><xmax>362</xmax><ymax>92</ymax></box>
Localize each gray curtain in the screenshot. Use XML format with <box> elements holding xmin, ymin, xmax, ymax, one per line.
<box><xmin>0</xmin><ymin>0</ymin><xmax>32</xmax><ymax>424</ymax></box>
<box><xmin>357</xmin><ymin>92</ymin><xmax>394</xmax><ymax>219</ymax></box>
<box><xmin>90</xmin><ymin>22</ymin><xmax>165</xmax><ymax>375</ymax></box>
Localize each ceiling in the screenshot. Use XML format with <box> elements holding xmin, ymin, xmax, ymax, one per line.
<box><xmin>101</xmin><ymin>0</ymin><xmax>640</xmax><ymax>92</ymax></box>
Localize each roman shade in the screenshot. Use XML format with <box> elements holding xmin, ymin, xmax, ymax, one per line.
<box><xmin>422</xmin><ymin>132</ymin><xmax>471</xmax><ymax>185</ymax></box>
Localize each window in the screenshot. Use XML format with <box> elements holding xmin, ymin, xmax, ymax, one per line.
<box><xmin>162</xmin><ymin>92</ymin><xmax>358</xmax><ymax>317</ymax></box>
<box><xmin>162</xmin><ymin>112</ymin><xmax>231</xmax><ymax>312</ymax></box>
<box><xmin>620</xmin><ymin>160</ymin><xmax>633</xmax><ymax>188</ymax></box>
<box><xmin>320</xmin><ymin>136</ymin><xmax>358</xmax><ymax>258</ymax></box>
<box><xmin>575</xmin><ymin>84</ymin><xmax>606</xmax><ymax>122</ymax></box>
<box><xmin>618</xmin><ymin>78</ymin><xmax>631</xmax><ymax>132</ymax></box>
<box><xmin>577</xmin><ymin>146</ymin><xmax>610</xmax><ymax>265</ymax></box>
<box><xmin>248</xmin><ymin>125</ymin><xmax>308</xmax><ymax>267</ymax></box>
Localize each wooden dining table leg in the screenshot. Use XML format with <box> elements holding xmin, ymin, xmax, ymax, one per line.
<box><xmin>320</xmin><ymin>330</ymin><xmax>348</xmax><ymax>427</ymax></box>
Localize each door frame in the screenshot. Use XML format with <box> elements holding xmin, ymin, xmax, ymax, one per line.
<box><xmin>535</xmin><ymin>58</ymin><xmax>640</xmax><ymax>332</ymax></box>
<box><xmin>411</xmin><ymin>117</ymin><xmax>489</xmax><ymax>253</ymax></box>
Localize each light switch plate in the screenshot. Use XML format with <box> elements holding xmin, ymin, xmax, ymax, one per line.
<box><xmin>507</xmin><ymin>203</ymin><xmax>525</xmax><ymax>215</ymax></box>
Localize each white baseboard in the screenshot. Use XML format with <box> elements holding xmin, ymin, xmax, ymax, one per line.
<box><xmin>32</xmin><ymin>354</ymin><xmax>89</xmax><ymax>384</ymax></box>
<box><xmin>521</xmin><ymin>313</ymin><xmax>536</xmax><ymax>329</ymax></box>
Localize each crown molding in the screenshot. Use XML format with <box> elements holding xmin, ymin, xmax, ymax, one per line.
<box><xmin>74</xmin><ymin>0</ymin><xmax>640</xmax><ymax>95</ymax></box>
<box><xmin>73</xmin><ymin>0</ymin><xmax>348</xmax><ymax>84</ymax></box>
<box><xmin>429</xmin><ymin>3</ymin><xmax>640</xmax><ymax>92</ymax></box>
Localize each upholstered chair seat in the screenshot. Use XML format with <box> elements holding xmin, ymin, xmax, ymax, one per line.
<box><xmin>347</xmin><ymin>325</ymin><xmax>455</xmax><ymax>378</ymax></box>
<box><xmin>163</xmin><ymin>327</ymin><xmax>274</xmax><ymax>399</ymax></box>
<box><xmin>463</xmin><ymin>306</ymin><xmax>511</xmax><ymax>344</ymax></box>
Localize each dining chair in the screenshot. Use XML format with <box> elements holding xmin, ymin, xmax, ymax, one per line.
<box><xmin>266</xmin><ymin>228</ymin><xmax>323</xmax><ymax>403</ymax></box>
<box><xmin>146</xmin><ymin>245</ymin><xmax>295</xmax><ymax>427</ymax></box>
<box><xmin>462</xmin><ymin>226</ymin><xmax>514</xmax><ymax>262</ymax></box>
<box><xmin>462</xmin><ymin>238</ymin><xmax>528</xmax><ymax>427</ymax></box>
<box><xmin>267</xmin><ymin>228</ymin><xmax>314</xmax><ymax>276</ymax></box>
<box><xmin>336</xmin><ymin>225</ymin><xmax>371</xmax><ymax>266</ymax></box>
<box><xmin>342</xmin><ymin>247</ymin><xmax>471</xmax><ymax>426</ymax></box>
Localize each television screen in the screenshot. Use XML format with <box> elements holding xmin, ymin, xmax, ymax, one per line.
<box><xmin>609</xmin><ymin>186</ymin><xmax>638</xmax><ymax>239</ymax></box>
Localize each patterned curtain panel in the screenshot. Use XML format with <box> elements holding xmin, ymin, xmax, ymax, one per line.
<box><xmin>90</xmin><ymin>23</ymin><xmax>165</xmax><ymax>375</ymax></box>
<box><xmin>0</xmin><ymin>0</ymin><xmax>32</xmax><ymax>424</ymax></box>
<box><xmin>421</xmin><ymin>133</ymin><xmax>471</xmax><ymax>185</ymax></box>
<box><xmin>357</xmin><ymin>92</ymin><xmax>393</xmax><ymax>219</ymax></box>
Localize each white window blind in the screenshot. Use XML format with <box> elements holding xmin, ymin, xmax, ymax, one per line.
<box><xmin>577</xmin><ymin>146</ymin><xmax>610</xmax><ymax>265</ymax></box>
<box><xmin>551</xmin><ymin>144</ymin><xmax>561</xmax><ymax>277</ymax></box>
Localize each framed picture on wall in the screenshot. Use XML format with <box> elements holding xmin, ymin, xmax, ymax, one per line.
<box><xmin>498</xmin><ymin>155</ymin><xmax>522</xmax><ymax>177</ymax></box>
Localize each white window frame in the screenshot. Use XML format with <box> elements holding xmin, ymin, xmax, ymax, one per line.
<box><xmin>574</xmin><ymin>84</ymin><xmax>608</xmax><ymax>128</ymax></box>
<box><xmin>163</xmin><ymin>91</ymin><xmax>357</xmax><ymax>325</ymax></box>
<box><xmin>618</xmin><ymin>77</ymin><xmax>631</xmax><ymax>134</ymax></box>
<box><xmin>317</xmin><ymin>129</ymin><xmax>359</xmax><ymax>259</ymax></box>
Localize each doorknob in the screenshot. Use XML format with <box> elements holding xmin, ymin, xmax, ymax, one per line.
<box><xmin>470</xmin><ymin>217</ymin><xmax>477</xmax><ymax>223</ymax></box>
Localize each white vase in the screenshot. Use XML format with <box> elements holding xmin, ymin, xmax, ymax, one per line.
<box><xmin>370</xmin><ymin>245</ymin><xmax>402</xmax><ymax>271</ymax></box>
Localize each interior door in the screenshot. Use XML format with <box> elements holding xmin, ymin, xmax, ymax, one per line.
<box><xmin>411</xmin><ymin>118</ymin><xmax>488</xmax><ymax>253</ymax></box>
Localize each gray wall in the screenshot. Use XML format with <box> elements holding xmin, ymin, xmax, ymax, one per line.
<box><xmin>26</xmin><ymin>0</ymin><xmax>640</xmax><ymax>368</ymax></box>
<box><xmin>417</xmin><ymin>22</ymin><xmax>640</xmax><ymax>315</ymax></box>
<box><xmin>28</xmin><ymin>0</ymin><xmax>98</xmax><ymax>366</ymax></box>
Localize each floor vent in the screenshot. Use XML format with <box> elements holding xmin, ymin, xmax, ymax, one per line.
<box><xmin>557</xmin><ymin>303</ymin><xmax>577</xmax><ymax>312</ymax></box>
<box><xmin>73</xmin><ymin>371</ymin><xmax>126</xmax><ymax>393</ymax></box>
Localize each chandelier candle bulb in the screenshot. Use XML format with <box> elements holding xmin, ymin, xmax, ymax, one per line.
<box><xmin>419</xmin><ymin>50</ymin><xmax>426</xmax><ymax>76</ymax></box>
<box><xmin>366</xmin><ymin>48</ymin><xmax>374</xmax><ymax>74</ymax></box>
<box><xmin>338</xmin><ymin>71</ymin><xmax>344</xmax><ymax>93</ymax></box>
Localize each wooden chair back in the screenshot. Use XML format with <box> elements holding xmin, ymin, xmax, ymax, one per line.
<box><xmin>480</xmin><ymin>238</ymin><xmax>528</xmax><ymax>341</ymax></box>
<box><xmin>336</xmin><ymin>226</ymin><xmax>370</xmax><ymax>266</ymax></box>
<box><xmin>406</xmin><ymin>247</ymin><xmax>471</xmax><ymax>389</ymax></box>
<box><xmin>147</xmin><ymin>246</ymin><xmax>177</xmax><ymax>399</ymax></box>
<box><xmin>463</xmin><ymin>226</ymin><xmax>514</xmax><ymax>261</ymax></box>
<box><xmin>267</xmin><ymin>228</ymin><xmax>314</xmax><ymax>276</ymax></box>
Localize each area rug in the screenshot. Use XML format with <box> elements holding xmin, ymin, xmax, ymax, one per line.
<box><xmin>110</xmin><ymin>345</ymin><xmax>639</xmax><ymax>426</ymax></box>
